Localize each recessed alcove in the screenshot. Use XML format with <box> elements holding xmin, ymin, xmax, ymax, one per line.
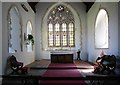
<box><xmin>8</xmin><ymin>6</ymin><xmax>22</xmax><ymax>53</ymax></box>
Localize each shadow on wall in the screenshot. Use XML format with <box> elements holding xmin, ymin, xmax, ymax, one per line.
<box><xmin>116</xmin><ymin>50</ymin><xmax>120</xmax><ymax>65</ymax></box>
<box><xmin>0</xmin><ymin>78</ymin><xmax>2</xmax><ymax>85</ymax></box>
<box><xmin>116</xmin><ymin>56</ymin><xmax>120</xmax><ymax>65</ymax></box>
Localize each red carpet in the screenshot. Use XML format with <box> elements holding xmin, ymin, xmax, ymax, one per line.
<box><xmin>40</xmin><ymin>63</ymin><xmax>87</xmax><ymax>85</ymax></box>
<box><xmin>48</xmin><ymin>63</ymin><xmax>77</xmax><ymax>69</ymax></box>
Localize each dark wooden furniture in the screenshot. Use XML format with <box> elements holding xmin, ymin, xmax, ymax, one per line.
<box><xmin>51</xmin><ymin>54</ymin><xmax>73</xmax><ymax>63</ymax></box>
<box><xmin>94</xmin><ymin>55</ymin><xmax>116</xmax><ymax>74</ymax></box>
<box><xmin>8</xmin><ymin>55</ymin><xmax>23</xmax><ymax>74</ymax></box>
<box><xmin>77</xmin><ymin>50</ymin><xmax>81</xmax><ymax>60</ymax></box>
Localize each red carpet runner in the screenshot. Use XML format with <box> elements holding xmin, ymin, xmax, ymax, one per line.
<box><xmin>40</xmin><ymin>63</ymin><xmax>87</xmax><ymax>85</ymax></box>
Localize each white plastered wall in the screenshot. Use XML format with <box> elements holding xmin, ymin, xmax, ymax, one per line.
<box><xmin>0</xmin><ymin>2</ymin><xmax>2</xmax><ymax>84</ymax></box>
<box><xmin>2</xmin><ymin>2</ymin><xmax>35</xmax><ymax>74</ymax></box>
<box><xmin>118</xmin><ymin>2</ymin><xmax>120</xmax><ymax>65</ymax></box>
<box><xmin>87</xmin><ymin>2</ymin><xmax>118</xmax><ymax>63</ymax></box>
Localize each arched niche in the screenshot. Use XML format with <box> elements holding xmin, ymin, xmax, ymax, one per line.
<box><xmin>95</xmin><ymin>9</ymin><xmax>109</xmax><ymax>48</ymax></box>
<box><xmin>8</xmin><ymin>5</ymin><xmax>22</xmax><ymax>53</ymax></box>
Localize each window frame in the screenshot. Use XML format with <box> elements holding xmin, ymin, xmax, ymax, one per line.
<box><xmin>47</xmin><ymin>5</ymin><xmax>75</xmax><ymax>47</ymax></box>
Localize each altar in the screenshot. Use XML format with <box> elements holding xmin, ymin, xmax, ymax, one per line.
<box><xmin>50</xmin><ymin>51</ymin><xmax>75</xmax><ymax>63</ymax></box>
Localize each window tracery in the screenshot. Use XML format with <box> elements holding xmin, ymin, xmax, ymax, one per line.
<box><xmin>48</xmin><ymin>5</ymin><xmax>75</xmax><ymax>47</ymax></box>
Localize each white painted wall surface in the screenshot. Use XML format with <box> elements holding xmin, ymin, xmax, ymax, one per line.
<box><xmin>118</xmin><ymin>2</ymin><xmax>120</xmax><ymax>56</ymax></box>
<box><xmin>87</xmin><ymin>2</ymin><xmax>118</xmax><ymax>63</ymax></box>
<box><xmin>0</xmin><ymin>2</ymin><xmax>2</xmax><ymax>84</ymax></box>
<box><xmin>35</xmin><ymin>2</ymin><xmax>88</xmax><ymax>61</ymax></box>
<box><xmin>117</xmin><ymin>2</ymin><xmax>120</xmax><ymax>65</ymax></box>
<box><xmin>2</xmin><ymin>2</ymin><xmax>35</xmax><ymax>74</ymax></box>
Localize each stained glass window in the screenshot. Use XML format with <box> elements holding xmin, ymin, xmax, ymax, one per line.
<box><xmin>48</xmin><ymin>5</ymin><xmax>75</xmax><ymax>47</ymax></box>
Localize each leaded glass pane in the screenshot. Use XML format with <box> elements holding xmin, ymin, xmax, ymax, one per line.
<box><xmin>55</xmin><ymin>23</ymin><xmax>60</xmax><ymax>46</ymax></box>
<box><xmin>69</xmin><ymin>23</ymin><xmax>74</xmax><ymax>31</ymax></box>
<box><xmin>48</xmin><ymin>23</ymin><xmax>53</xmax><ymax>31</ymax></box>
<box><xmin>68</xmin><ymin>23</ymin><xmax>74</xmax><ymax>46</ymax></box>
<box><xmin>48</xmin><ymin>23</ymin><xmax>53</xmax><ymax>46</ymax></box>
<box><xmin>62</xmin><ymin>23</ymin><xmax>67</xmax><ymax>46</ymax></box>
<box><xmin>55</xmin><ymin>23</ymin><xmax>60</xmax><ymax>31</ymax></box>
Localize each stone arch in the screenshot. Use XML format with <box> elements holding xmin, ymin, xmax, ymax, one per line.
<box><xmin>41</xmin><ymin>2</ymin><xmax>82</xmax><ymax>51</ymax></box>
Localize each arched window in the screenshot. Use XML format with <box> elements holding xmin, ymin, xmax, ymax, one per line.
<box><xmin>48</xmin><ymin>5</ymin><xmax>75</xmax><ymax>47</ymax></box>
<box><xmin>95</xmin><ymin>9</ymin><xmax>108</xmax><ymax>48</ymax></box>
<box><xmin>26</xmin><ymin>21</ymin><xmax>33</xmax><ymax>52</ymax></box>
<box><xmin>8</xmin><ymin>6</ymin><xmax>22</xmax><ymax>53</ymax></box>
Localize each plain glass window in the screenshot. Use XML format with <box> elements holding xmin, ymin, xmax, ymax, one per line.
<box><xmin>95</xmin><ymin>9</ymin><xmax>108</xmax><ymax>48</ymax></box>
<box><xmin>8</xmin><ymin>6</ymin><xmax>22</xmax><ymax>53</ymax></box>
<box><xmin>26</xmin><ymin>21</ymin><xmax>33</xmax><ymax>52</ymax></box>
